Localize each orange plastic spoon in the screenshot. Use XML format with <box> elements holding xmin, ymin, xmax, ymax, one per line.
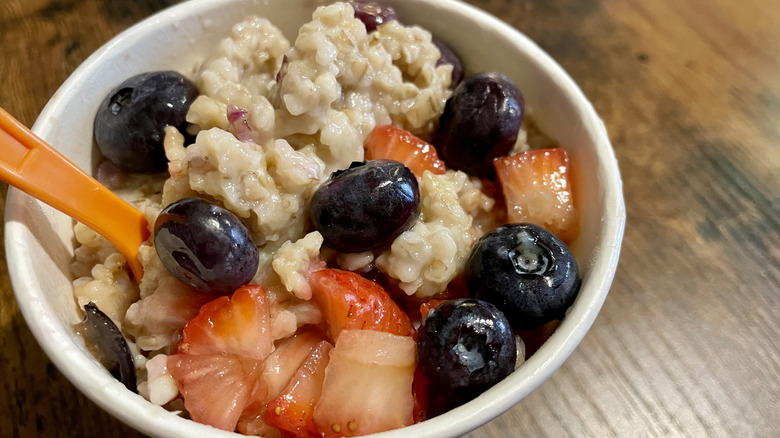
<box><xmin>0</xmin><ymin>107</ymin><xmax>148</xmax><ymax>280</ymax></box>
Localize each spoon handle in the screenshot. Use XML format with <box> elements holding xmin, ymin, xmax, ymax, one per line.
<box><xmin>0</xmin><ymin>107</ymin><xmax>147</xmax><ymax>280</ymax></box>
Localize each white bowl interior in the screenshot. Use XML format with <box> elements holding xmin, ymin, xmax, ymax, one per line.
<box><xmin>4</xmin><ymin>0</ymin><xmax>625</xmax><ymax>437</ymax></box>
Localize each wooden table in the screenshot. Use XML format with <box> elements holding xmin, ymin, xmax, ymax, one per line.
<box><xmin>1</xmin><ymin>0</ymin><xmax>778</xmax><ymax>436</ymax></box>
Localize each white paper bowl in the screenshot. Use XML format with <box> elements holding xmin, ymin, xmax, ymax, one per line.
<box><xmin>4</xmin><ymin>0</ymin><xmax>625</xmax><ymax>436</ymax></box>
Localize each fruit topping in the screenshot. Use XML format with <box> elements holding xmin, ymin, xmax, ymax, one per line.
<box><xmin>494</xmin><ymin>148</ymin><xmax>578</xmax><ymax>244</ymax></box>
<box><xmin>416</xmin><ymin>298</ymin><xmax>516</xmax><ymax>405</ymax></box>
<box><xmin>349</xmin><ymin>1</ymin><xmax>398</xmax><ymax>32</ymax></box>
<box><xmin>309</xmin><ymin>160</ymin><xmax>421</xmax><ymax>253</ymax></box>
<box><xmin>365</xmin><ymin>125</ymin><xmax>447</xmax><ymax>179</ymax></box>
<box><xmin>465</xmin><ymin>223</ymin><xmax>580</xmax><ymax>330</ymax></box>
<box><xmin>435</xmin><ymin>72</ymin><xmax>525</xmax><ymax>178</ymax></box>
<box><xmin>168</xmin><ymin>354</ymin><xmax>261</xmax><ymax>431</ymax></box>
<box><xmin>154</xmin><ymin>197</ymin><xmax>259</xmax><ymax>295</ymax></box>
<box><xmin>313</xmin><ymin>329</ymin><xmax>416</xmax><ymax>437</ymax></box>
<box><xmin>77</xmin><ymin>302</ymin><xmax>136</xmax><ymax>392</ymax></box>
<box><xmin>265</xmin><ymin>340</ymin><xmax>334</xmax><ymax>438</ymax></box>
<box><xmin>309</xmin><ymin>268</ymin><xmax>414</xmax><ymax>342</ymax></box>
<box><xmin>177</xmin><ymin>285</ymin><xmax>274</xmax><ymax>360</ymax></box>
<box><xmin>94</xmin><ymin>71</ymin><xmax>198</xmax><ymax>173</ymax></box>
<box><xmin>433</xmin><ymin>39</ymin><xmax>465</xmax><ymax>88</ymax></box>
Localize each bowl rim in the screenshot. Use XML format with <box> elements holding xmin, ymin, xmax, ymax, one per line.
<box><xmin>4</xmin><ymin>0</ymin><xmax>626</xmax><ymax>436</ymax></box>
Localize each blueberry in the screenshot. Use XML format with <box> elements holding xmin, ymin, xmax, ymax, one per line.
<box><xmin>154</xmin><ymin>197</ymin><xmax>259</xmax><ymax>295</ymax></box>
<box><xmin>417</xmin><ymin>298</ymin><xmax>516</xmax><ymax>404</ymax></box>
<box><xmin>466</xmin><ymin>223</ymin><xmax>580</xmax><ymax>330</ymax></box>
<box><xmin>94</xmin><ymin>71</ymin><xmax>198</xmax><ymax>173</ymax></box>
<box><xmin>435</xmin><ymin>72</ymin><xmax>524</xmax><ymax>178</ymax></box>
<box><xmin>433</xmin><ymin>39</ymin><xmax>464</xmax><ymax>88</ymax></box>
<box><xmin>79</xmin><ymin>302</ymin><xmax>136</xmax><ymax>392</ymax></box>
<box><xmin>309</xmin><ymin>160</ymin><xmax>420</xmax><ymax>253</ymax></box>
<box><xmin>349</xmin><ymin>1</ymin><xmax>398</xmax><ymax>32</ymax></box>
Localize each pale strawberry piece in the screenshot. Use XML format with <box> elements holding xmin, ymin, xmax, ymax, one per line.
<box><xmin>237</xmin><ymin>328</ymin><xmax>325</xmax><ymax>435</ymax></box>
<box><xmin>266</xmin><ymin>340</ymin><xmax>334</xmax><ymax>438</ymax></box>
<box><xmin>494</xmin><ymin>148</ymin><xmax>578</xmax><ymax>243</ymax></box>
<box><xmin>177</xmin><ymin>285</ymin><xmax>274</xmax><ymax>361</ymax></box>
<box><xmin>261</xmin><ymin>328</ymin><xmax>326</xmax><ymax>401</ymax></box>
<box><xmin>167</xmin><ymin>354</ymin><xmax>261</xmax><ymax>432</ymax></box>
<box><xmin>313</xmin><ymin>329</ymin><xmax>416</xmax><ymax>437</ymax></box>
<box><xmin>365</xmin><ymin>125</ymin><xmax>446</xmax><ymax>178</ymax></box>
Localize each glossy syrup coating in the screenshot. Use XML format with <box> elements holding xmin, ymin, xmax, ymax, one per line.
<box><xmin>94</xmin><ymin>71</ymin><xmax>198</xmax><ymax>173</ymax></box>
<box><xmin>466</xmin><ymin>223</ymin><xmax>580</xmax><ymax>330</ymax></box>
<box><xmin>309</xmin><ymin>160</ymin><xmax>421</xmax><ymax>253</ymax></box>
<box><xmin>435</xmin><ymin>72</ymin><xmax>524</xmax><ymax>178</ymax></box>
<box><xmin>154</xmin><ymin>197</ymin><xmax>259</xmax><ymax>295</ymax></box>
<box><xmin>417</xmin><ymin>298</ymin><xmax>517</xmax><ymax>405</ymax></box>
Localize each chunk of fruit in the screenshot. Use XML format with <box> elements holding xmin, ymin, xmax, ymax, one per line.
<box><xmin>260</xmin><ymin>328</ymin><xmax>326</xmax><ymax>402</ymax></box>
<box><xmin>167</xmin><ymin>354</ymin><xmax>261</xmax><ymax>432</ymax></box>
<box><xmin>309</xmin><ymin>160</ymin><xmax>421</xmax><ymax>252</ymax></box>
<box><xmin>433</xmin><ymin>39</ymin><xmax>464</xmax><ymax>88</ymax></box>
<box><xmin>417</xmin><ymin>298</ymin><xmax>516</xmax><ymax>405</ymax></box>
<box><xmin>494</xmin><ymin>148</ymin><xmax>578</xmax><ymax>243</ymax></box>
<box><xmin>313</xmin><ymin>330</ymin><xmax>416</xmax><ymax>437</ymax></box>
<box><xmin>238</xmin><ymin>328</ymin><xmax>324</xmax><ymax>435</ymax></box>
<box><xmin>435</xmin><ymin>72</ymin><xmax>524</xmax><ymax>178</ymax></box>
<box><xmin>349</xmin><ymin>1</ymin><xmax>398</xmax><ymax>32</ymax></box>
<box><xmin>265</xmin><ymin>340</ymin><xmax>334</xmax><ymax>438</ymax></box>
<box><xmin>178</xmin><ymin>285</ymin><xmax>273</xmax><ymax>361</ymax></box>
<box><xmin>154</xmin><ymin>197</ymin><xmax>259</xmax><ymax>295</ymax></box>
<box><xmin>78</xmin><ymin>302</ymin><xmax>136</xmax><ymax>392</ymax></box>
<box><xmin>465</xmin><ymin>223</ymin><xmax>580</xmax><ymax>330</ymax></box>
<box><xmin>94</xmin><ymin>71</ymin><xmax>198</xmax><ymax>173</ymax></box>
<box><xmin>309</xmin><ymin>269</ymin><xmax>413</xmax><ymax>342</ymax></box>
<box><xmin>365</xmin><ymin>125</ymin><xmax>446</xmax><ymax>178</ymax></box>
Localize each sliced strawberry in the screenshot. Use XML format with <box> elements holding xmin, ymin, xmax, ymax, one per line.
<box><xmin>237</xmin><ymin>328</ymin><xmax>326</xmax><ymax>435</ymax></box>
<box><xmin>412</xmin><ymin>367</ymin><xmax>430</xmax><ymax>423</ymax></box>
<box><xmin>494</xmin><ymin>148</ymin><xmax>578</xmax><ymax>244</ymax></box>
<box><xmin>167</xmin><ymin>354</ymin><xmax>261</xmax><ymax>432</ymax></box>
<box><xmin>309</xmin><ymin>269</ymin><xmax>414</xmax><ymax>342</ymax></box>
<box><xmin>177</xmin><ymin>285</ymin><xmax>274</xmax><ymax>361</ymax></box>
<box><xmin>261</xmin><ymin>328</ymin><xmax>326</xmax><ymax>401</ymax></box>
<box><xmin>419</xmin><ymin>299</ymin><xmax>447</xmax><ymax>319</ymax></box>
<box><xmin>236</xmin><ymin>377</ymin><xmax>277</xmax><ymax>437</ymax></box>
<box><xmin>313</xmin><ymin>330</ymin><xmax>416</xmax><ymax>437</ymax></box>
<box><xmin>266</xmin><ymin>340</ymin><xmax>334</xmax><ymax>438</ymax></box>
<box><xmin>365</xmin><ymin>125</ymin><xmax>446</xmax><ymax>178</ymax></box>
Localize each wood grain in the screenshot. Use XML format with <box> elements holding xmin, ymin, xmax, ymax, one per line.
<box><xmin>1</xmin><ymin>0</ymin><xmax>778</xmax><ymax>437</ymax></box>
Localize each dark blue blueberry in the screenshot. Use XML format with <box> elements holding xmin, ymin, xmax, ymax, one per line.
<box><xmin>466</xmin><ymin>223</ymin><xmax>580</xmax><ymax>330</ymax></box>
<box><xmin>154</xmin><ymin>197</ymin><xmax>259</xmax><ymax>295</ymax></box>
<box><xmin>417</xmin><ymin>298</ymin><xmax>516</xmax><ymax>404</ymax></box>
<box><xmin>80</xmin><ymin>302</ymin><xmax>136</xmax><ymax>392</ymax></box>
<box><xmin>435</xmin><ymin>72</ymin><xmax>524</xmax><ymax>178</ymax></box>
<box><xmin>94</xmin><ymin>71</ymin><xmax>198</xmax><ymax>173</ymax></box>
<box><xmin>349</xmin><ymin>1</ymin><xmax>398</xmax><ymax>32</ymax></box>
<box><xmin>433</xmin><ymin>38</ymin><xmax>464</xmax><ymax>88</ymax></box>
<box><xmin>309</xmin><ymin>160</ymin><xmax>420</xmax><ymax>253</ymax></box>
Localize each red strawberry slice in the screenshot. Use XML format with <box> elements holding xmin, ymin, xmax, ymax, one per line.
<box><xmin>237</xmin><ymin>328</ymin><xmax>326</xmax><ymax>435</ymax></box>
<box><xmin>313</xmin><ymin>329</ymin><xmax>416</xmax><ymax>437</ymax></box>
<box><xmin>494</xmin><ymin>148</ymin><xmax>578</xmax><ymax>244</ymax></box>
<box><xmin>365</xmin><ymin>125</ymin><xmax>446</xmax><ymax>178</ymax></box>
<box><xmin>177</xmin><ymin>285</ymin><xmax>274</xmax><ymax>361</ymax></box>
<box><xmin>265</xmin><ymin>340</ymin><xmax>334</xmax><ymax>438</ymax></box>
<box><xmin>309</xmin><ymin>269</ymin><xmax>414</xmax><ymax>342</ymax></box>
<box><xmin>167</xmin><ymin>354</ymin><xmax>261</xmax><ymax>432</ymax></box>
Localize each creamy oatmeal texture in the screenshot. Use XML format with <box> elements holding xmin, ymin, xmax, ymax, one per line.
<box><xmin>70</xmin><ymin>1</ymin><xmax>534</xmax><ymax>405</ymax></box>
